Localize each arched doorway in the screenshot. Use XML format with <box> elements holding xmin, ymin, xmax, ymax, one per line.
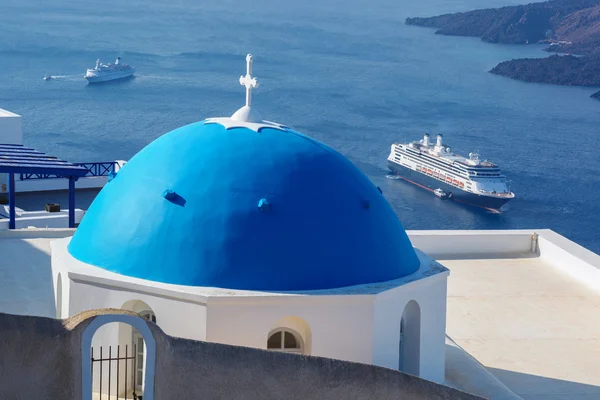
<box><xmin>81</xmin><ymin>314</ymin><xmax>156</xmax><ymax>400</ymax></box>
<box><xmin>399</xmin><ymin>300</ymin><xmax>421</xmax><ymax>376</ymax></box>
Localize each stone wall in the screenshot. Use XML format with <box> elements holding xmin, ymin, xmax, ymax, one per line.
<box><xmin>0</xmin><ymin>312</ymin><xmax>81</xmax><ymax>399</ymax></box>
<box><xmin>0</xmin><ymin>310</ymin><xmax>483</xmax><ymax>400</ymax></box>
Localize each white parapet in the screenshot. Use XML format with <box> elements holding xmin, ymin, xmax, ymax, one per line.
<box><xmin>14</xmin><ymin>176</ymin><xmax>108</xmax><ymax>193</ymax></box>
<box><xmin>407</xmin><ymin>229</ymin><xmax>535</xmax><ymax>257</ymax></box>
<box><xmin>406</xmin><ymin>229</ymin><xmax>600</xmax><ymax>288</ymax></box>
<box><xmin>0</xmin><ymin>206</ymin><xmax>85</xmax><ymax>230</ymax></box>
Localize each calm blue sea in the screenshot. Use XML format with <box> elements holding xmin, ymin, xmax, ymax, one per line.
<box><xmin>1</xmin><ymin>0</ymin><xmax>599</xmax><ymax>253</ymax></box>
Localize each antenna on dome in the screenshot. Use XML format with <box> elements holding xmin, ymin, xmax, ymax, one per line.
<box><xmin>240</xmin><ymin>54</ymin><xmax>258</xmax><ymax>107</ymax></box>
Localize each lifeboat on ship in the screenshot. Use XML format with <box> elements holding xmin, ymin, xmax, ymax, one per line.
<box><xmin>434</xmin><ymin>188</ymin><xmax>452</xmax><ymax>200</ymax></box>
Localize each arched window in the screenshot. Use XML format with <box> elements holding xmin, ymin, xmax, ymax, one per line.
<box><xmin>267</xmin><ymin>329</ymin><xmax>303</xmax><ymax>354</ymax></box>
<box><xmin>399</xmin><ymin>300</ymin><xmax>421</xmax><ymax>376</ymax></box>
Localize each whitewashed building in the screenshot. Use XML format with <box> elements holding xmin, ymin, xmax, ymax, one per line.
<box><xmin>51</xmin><ymin>55</ymin><xmax>448</xmax><ymax>388</ymax></box>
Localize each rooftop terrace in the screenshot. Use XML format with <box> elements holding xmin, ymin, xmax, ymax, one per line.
<box><xmin>411</xmin><ymin>230</ymin><xmax>600</xmax><ymax>400</ymax></box>
<box><xmin>0</xmin><ymin>229</ymin><xmax>598</xmax><ymax>399</ymax></box>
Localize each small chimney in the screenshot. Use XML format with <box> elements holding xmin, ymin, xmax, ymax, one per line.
<box><xmin>423</xmin><ymin>133</ymin><xmax>430</xmax><ymax>147</ymax></box>
<box><xmin>436</xmin><ymin>134</ymin><xmax>443</xmax><ymax>148</ymax></box>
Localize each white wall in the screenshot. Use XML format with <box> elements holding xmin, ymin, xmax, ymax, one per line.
<box><xmin>205</xmin><ymin>273</ymin><xmax>447</xmax><ymax>383</ymax></box>
<box><xmin>64</xmin><ymin>277</ymin><xmax>208</xmax><ymax>395</ymax></box>
<box><xmin>538</xmin><ymin>229</ymin><xmax>600</xmax><ymax>290</ymax></box>
<box><xmin>372</xmin><ymin>275</ymin><xmax>448</xmax><ymax>384</ymax></box>
<box><xmin>407</xmin><ymin>230</ymin><xmax>535</xmax><ymax>257</ymax></box>
<box><xmin>67</xmin><ymin>279</ymin><xmax>207</xmax><ymax>341</ymax></box>
<box><xmin>205</xmin><ymin>296</ymin><xmax>375</xmax><ymax>364</ymax></box>
<box><xmin>62</xmin><ymin>275</ymin><xmax>447</xmax><ymax>382</ymax></box>
<box><xmin>417</xmin><ymin>278</ymin><xmax>447</xmax><ymax>383</ymax></box>
<box><xmin>52</xmin><ymin>235</ymin><xmax>450</xmax><ymax>382</ymax></box>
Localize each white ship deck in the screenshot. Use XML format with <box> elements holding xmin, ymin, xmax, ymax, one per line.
<box><xmin>0</xmin><ymin>229</ymin><xmax>599</xmax><ymax>399</ymax></box>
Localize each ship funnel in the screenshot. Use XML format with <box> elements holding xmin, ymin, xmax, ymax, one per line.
<box><xmin>436</xmin><ymin>134</ymin><xmax>443</xmax><ymax>147</ymax></box>
<box><xmin>115</xmin><ymin>57</ymin><xmax>120</xmax><ymax>65</ymax></box>
<box><xmin>423</xmin><ymin>133</ymin><xmax>430</xmax><ymax>147</ymax></box>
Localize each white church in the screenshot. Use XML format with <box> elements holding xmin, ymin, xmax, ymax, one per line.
<box><xmin>51</xmin><ymin>54</ymin><xmax>447</xmax><ymax>385</ymax></box>
<box><xmin>2</xmin><ymin>54</ymin><xmax>599</xmax><ymax>400</ymax></box>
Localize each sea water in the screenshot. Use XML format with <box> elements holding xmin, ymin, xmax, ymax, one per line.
<box><xmin>0</xmin><ymin>0</ymin><xmax>599</xmax><ymax>252</ymax></box>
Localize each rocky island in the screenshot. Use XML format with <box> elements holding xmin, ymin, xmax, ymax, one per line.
<box><xmin>490</xmin><ymin>55</ymin><xmax>600</xmax><ymax>86</ymax></box>
<box><xmin>406</xmin><ymin>0</ymin><xmax>600</xmax><ymax>101</ymax></box>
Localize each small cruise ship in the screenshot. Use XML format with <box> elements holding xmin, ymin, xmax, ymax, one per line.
<box><xmin>84</xmin><ymin>57</ymin><xmax>135</xmax><ymax>83</ymax></box>
<box><xmin>387</xmin><ymin>134</ymin><xmax>515</xmax><ymax>210</ymax></box>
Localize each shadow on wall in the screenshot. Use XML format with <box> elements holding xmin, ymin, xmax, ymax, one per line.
<box><xmin>444</xmin><ymin>336</ymin><xmax>522</xmax><ymax>400</ymax></box>
<box><xmin>0</xmin><ymin>309</ymin><xmax>485</xmax><ymax>400</ymax></box>
<box><xmin>488</xmin><ymin>367</ymin><xmax>600</xmax><ymax>399</ymax></box>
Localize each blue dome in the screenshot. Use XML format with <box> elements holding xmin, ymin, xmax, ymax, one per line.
<box><xmin>68</xmin><ymin>121</ymin><xmax>419</xmax><ymax>291</ymax></box>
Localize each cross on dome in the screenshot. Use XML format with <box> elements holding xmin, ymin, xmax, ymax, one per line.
<box><xmin>227</xmin><ymin>53</ymin><xmax>263</xmax><ymax>123</ymax></box>
<box><xmin>240</xmin><ymin>54</ymin><xmax>258</xmax><ymax>107</ymax></box>
<box><xmin>205</xmin><ymin>53</ymin><xmax>287</xmax><ymax>131</ymax></box>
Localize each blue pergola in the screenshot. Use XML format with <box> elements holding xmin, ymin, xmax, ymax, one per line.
<box><xmin>0</xmin><ymin>143</ymin><xmax>89</xmax><ymax>229</ymax></box>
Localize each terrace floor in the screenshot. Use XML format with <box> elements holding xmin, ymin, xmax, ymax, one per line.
<box><xmin>439</xmin><ymin>253</ymin><xmax>600</xmax><ymax>400</ymax></box>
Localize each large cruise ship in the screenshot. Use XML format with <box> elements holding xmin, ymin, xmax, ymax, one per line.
<box><xmin>84</xmin><ymin>57</ymin><xmax>135</xmax><ymax>83</ymax></box>
<box><xmin>387</xmin><ymin>134</ymin><xmax>515</xmax><ymax>210</ymax></box>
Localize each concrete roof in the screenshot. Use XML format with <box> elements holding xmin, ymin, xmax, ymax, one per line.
<box><xmin>442</xmin><ymin>254</ymin><xmax>600</xmax><ymax>400</ymax></box>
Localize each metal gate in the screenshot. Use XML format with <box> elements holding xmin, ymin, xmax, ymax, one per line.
<box><xmin>91</xmin><ymin>345</ymin><xmax>141</xmax><ymax>400</ymax></box>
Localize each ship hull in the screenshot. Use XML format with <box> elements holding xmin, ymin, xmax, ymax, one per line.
<box><xmin>388</xmin><ymin>160</ymin><xmax>512</xmax><ymax>210</ymax></box>
<box><xmin>85</xmin><ymin>69</ymin><xmax>134</xmax><ymax>83</ymax></box>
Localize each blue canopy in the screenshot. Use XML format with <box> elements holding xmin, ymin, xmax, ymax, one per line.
<box><xmin>0</xmin><ymin>144</ymin><xmax>88</xmax><ymax>229</ymax></box>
